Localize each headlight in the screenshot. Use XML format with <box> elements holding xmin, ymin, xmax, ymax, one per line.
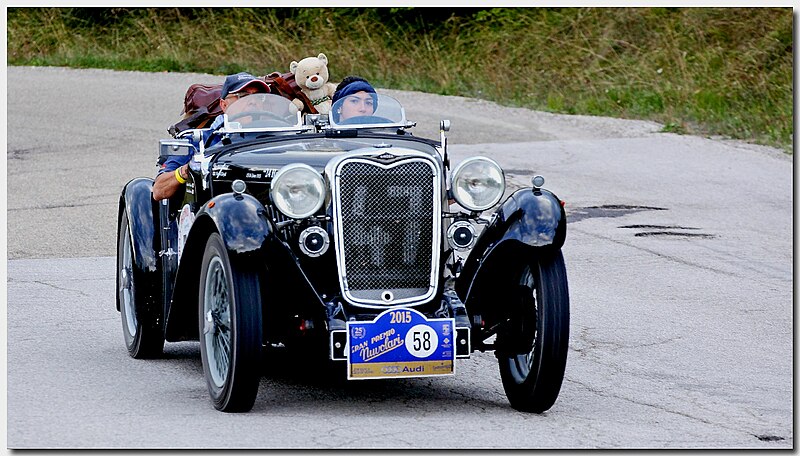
<box><xmin>270</xmin><ymin>164</ymin><xmax>326</xmax><ymax>218</ymax></box>
<box><xmin>450</xmin><ymin>157</ymin><xmax>505</xmax><ymax>211</ymax></box>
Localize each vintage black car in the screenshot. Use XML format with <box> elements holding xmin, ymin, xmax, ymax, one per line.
<box><xmin>116</xmin><ymin>92</ymin><xmax>569</xmax><ymax>413</ymax></box>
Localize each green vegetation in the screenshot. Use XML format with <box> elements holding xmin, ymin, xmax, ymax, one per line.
<box><xmin>8</xmin><ymin>7</ymin><xmax>793</xmax><ymax>151</ymax></box>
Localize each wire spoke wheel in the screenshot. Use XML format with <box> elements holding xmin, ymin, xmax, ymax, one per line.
<box><xmin>199</xmin><ymin>233</ymin><xmax>263</xmax><ymax>412</ymax></box>
<box><xmin>120</xmin><ymin>230</ymin><xmax>138</xmax><ymax>337</ymax></box>
<box><xmin>203</xmin><ymin>256</ymin><xmax>232</xmax><ymax>388</ymax></box>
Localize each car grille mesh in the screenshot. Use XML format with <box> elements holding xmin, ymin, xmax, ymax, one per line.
<box><xmin>337</xmin><ymin>159</ymin><xmax>436</xmax><ymax>299</ymax></box>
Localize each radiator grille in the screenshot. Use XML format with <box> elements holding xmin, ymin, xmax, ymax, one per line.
<box><xmin>335</xmin><ymin>157</ymin><xmax>439</xmax><ymax>306</ymax></box>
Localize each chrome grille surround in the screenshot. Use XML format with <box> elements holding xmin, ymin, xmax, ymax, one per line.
<box><xmin>330</xmin><ymin>150</ymin><xmax>442</xmax><ymax>308</ymax></box>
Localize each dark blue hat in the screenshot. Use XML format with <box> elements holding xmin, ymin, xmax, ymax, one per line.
<box><xmin>332</xmin><ymin>80</ymin><xmax>377</xmax><ymax>106</ymax></box>
<box><xmin>221</xmin><ymin>72</ymin><xmax>269</xmax><ymax>99</ymax></box>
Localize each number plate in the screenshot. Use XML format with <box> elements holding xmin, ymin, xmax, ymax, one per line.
<box><xmin>346</xmin><ymin>308</ymin><xmax>456</xmax><ymax>380</ymax></box>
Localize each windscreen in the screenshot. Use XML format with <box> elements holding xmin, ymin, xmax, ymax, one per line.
<box><xmin>329</xmin><ymin>93</ymin><xmax>405</xmax><ymax>127</ymax></box>
<box><xmin>223</xmin><ymin>93</ymin><xmax>299</xmax><ymax>129</ymax></box>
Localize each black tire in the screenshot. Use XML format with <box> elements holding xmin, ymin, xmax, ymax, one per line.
<box><xmin>198</xmin><ymin>233</ymin><xmax>263</xmax><ymax>412</ymax></box>
<box><xmin>117</xmin><ymin>210</ymin><xmax>164</xmax><ymax>358</ymax></box>
<box><xmin>497</xmin><ymin>249</ymin><xmax>569</xmax><ymax>413</ymax></box>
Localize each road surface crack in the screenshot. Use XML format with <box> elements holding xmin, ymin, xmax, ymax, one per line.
<box><xmin>565</xmin><ymin>377</ymin><xmax>761</xmax><ymax>439</ymax></box>
<box><xmin>8</xmin><ymin>200</ymin><xmax>117</xmax><ymax>211</ymax></box>
<box><xmin>32</xmin><ymin>280</ymin><xmax>91</xmax><ymax>297</ymax></box>
<box><xmin>569</xmin><ymin>226</ymin><xmax>741</xmax><ymax>279</ymax></box>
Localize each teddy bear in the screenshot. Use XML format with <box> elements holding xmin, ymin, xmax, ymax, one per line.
<box><xmin>289</xmin><ymin>53</ymin><xmax>338</xmax><ymax>115</ymax></box>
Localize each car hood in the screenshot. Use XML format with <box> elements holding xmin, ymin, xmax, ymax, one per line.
<box><xmin>214</xmin><ymin>148</ymin><xmax>341</xmax><ymax>173</ymax></box>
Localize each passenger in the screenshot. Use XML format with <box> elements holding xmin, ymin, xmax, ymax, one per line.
<box><xmin>152</xmin><ymin>72</ymin><xmax>269</xmax><ymax>201</ymax></box>
<box><xmin>331</xmin><ymin>76</ymin><xmax>378</xmax><ymax>123</ymax></box>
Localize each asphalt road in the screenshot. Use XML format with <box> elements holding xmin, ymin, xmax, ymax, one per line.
<box><xmin>6</xmin><ymin>66</ymin><xmax>794</xmax><ymax>449</ymax></box>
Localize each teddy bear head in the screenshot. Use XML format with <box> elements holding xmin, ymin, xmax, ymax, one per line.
<box><xmin>290</xmin><ymin>53</ymin><xmax>330</xmax><ymax>90</ymax></box>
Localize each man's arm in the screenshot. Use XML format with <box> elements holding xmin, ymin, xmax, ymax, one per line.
<box><xmin>152</xmin><ymin>163</ymin><xmax>190</xmax><ymax>201</ymax></box>
<box><xmin>152</xmin><ymin>115</ymin><xmax>222</xmax><ymax>201</ymax></box>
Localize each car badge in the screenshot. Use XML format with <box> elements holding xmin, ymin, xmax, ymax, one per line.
<box><xmin>376</xmin><ymin>152</ymin><xmax>396</xmax><ymax>161</ymax></box>
<box><xmin>212</xmin><ymin>163</ymin><xmax>231</xmax><ymax>179</ymax></box>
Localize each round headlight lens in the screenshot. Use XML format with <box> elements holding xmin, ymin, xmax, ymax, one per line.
<box><xmin>270</xmin><ymin>164</ymin><xmax>326</xmax><ymax>219</ymax></box>
<box><xmin>451</xmin><ymin>157</ymin><xmax>505</xmax><ymax>211</ymax></box>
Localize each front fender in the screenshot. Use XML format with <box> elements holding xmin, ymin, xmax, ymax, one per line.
<box><xmin>164</xmin><ymin>192</ymin><xmax>329</xmax><ymax>342</ymax></box>
<box><xmin>455</xmin><ymin>187</ymin><xmax>566</xmax><ymax>308</ymax></box>
<box><xmin>119</xmin><ymin>177</ymin><xmax>159</xmax><ymax>273</ymax></box>
<box><xmin>197</xmin><ymin>192</ymin><xmax>274</xmax><ymax>254</ymax></box>
<box><xmin>116</xmin><ymin>177</ymin><xmax>161</xmax><ymax>314</ymax></box>
<box><xmin>494</xmin><ymin>187</ymin><xmax>566</xmax><ymax>248</ymax></box>
<box><xmin>164</xmin><ymin>192</ymin><xmax>273</xmax><ymax>342</ymax></box>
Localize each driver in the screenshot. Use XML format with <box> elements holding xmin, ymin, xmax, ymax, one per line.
<box><xmin>331</xmin><ymin>76</ymin><xmax>378</xmax><ymax>123</ymax></box>
<box><xmin>153</xmin><ymin>72</ymin><xmax>269</xmax><ymax>201</ymax></box>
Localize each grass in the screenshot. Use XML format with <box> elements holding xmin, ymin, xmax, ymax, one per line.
<box><xmin>7</xmin><ymin>7</ymin><xmax>793</xmax><ymax>152</ymax></box>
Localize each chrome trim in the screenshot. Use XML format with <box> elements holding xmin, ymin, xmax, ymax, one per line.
<box><xmin>325</xmin><ymin>121</ymin><xmax>413</xmax><ymax>131</ymax></box>
<box><xmin>158</xmin><ymin>139</ymin><xmax>197</xmax><ymax>158</ymax></box>
<box><xmin>231</xmin><ymin>179</ymin><xmax>247</xmax><ymax>194</ymax></box>
<box><xmin>446</xmin><ymin>220</ymin><xmax>476</xmax><ymax>251</ymax></box>
<box><xmin>216</xmin><ymin>124</ymin><xmax>314</xmax><ymax>134</ymax></box>
<box><xmin>456</xmin><ymin>327</ymin><xmax>471</xmax><ymax>358</ymax></box>
<box><xmin>270</xmin><ymin>163</ymin><xmax>327</xmax><ymax>219</ymax></box>
<box><xmin>450</xmin><ymin>156</ymin><xmax>506</xmax><ymax>211</ymax></box>
<box><xmin>329</xmin><ymin>330</ymin><xmax>348</xmax><ymax>360</ymax></box>
<box><xmin>298</xmin><ymin>226</ymin><xmax>330</xmax><ymax>257</ymax></box>
<box><xmin>330</xmin><ymin>151</ymin><xmax>443</xmax><ymax>308</ymax></box>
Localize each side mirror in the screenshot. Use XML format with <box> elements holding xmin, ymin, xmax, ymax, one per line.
<box><xmin>159</xmin><ymin>139</ymin><xmax>197</xmax><ymax>158</ymax></box>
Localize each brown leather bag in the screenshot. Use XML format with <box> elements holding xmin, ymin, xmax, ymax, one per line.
<box><xmin>168</xmin><ymin>72</ymin><xmax>318</xmax><ymax>137</ymax></box>
<box><xmin>180</xmin><ymin>84</ymin><xmax>223</xmax><ymax>117</ymax></box>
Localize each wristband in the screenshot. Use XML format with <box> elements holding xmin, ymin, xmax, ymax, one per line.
<box><xmin>174</xmin><ymin>167</ymin><xmax>187</xmax><ymax>184</ymax></box>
